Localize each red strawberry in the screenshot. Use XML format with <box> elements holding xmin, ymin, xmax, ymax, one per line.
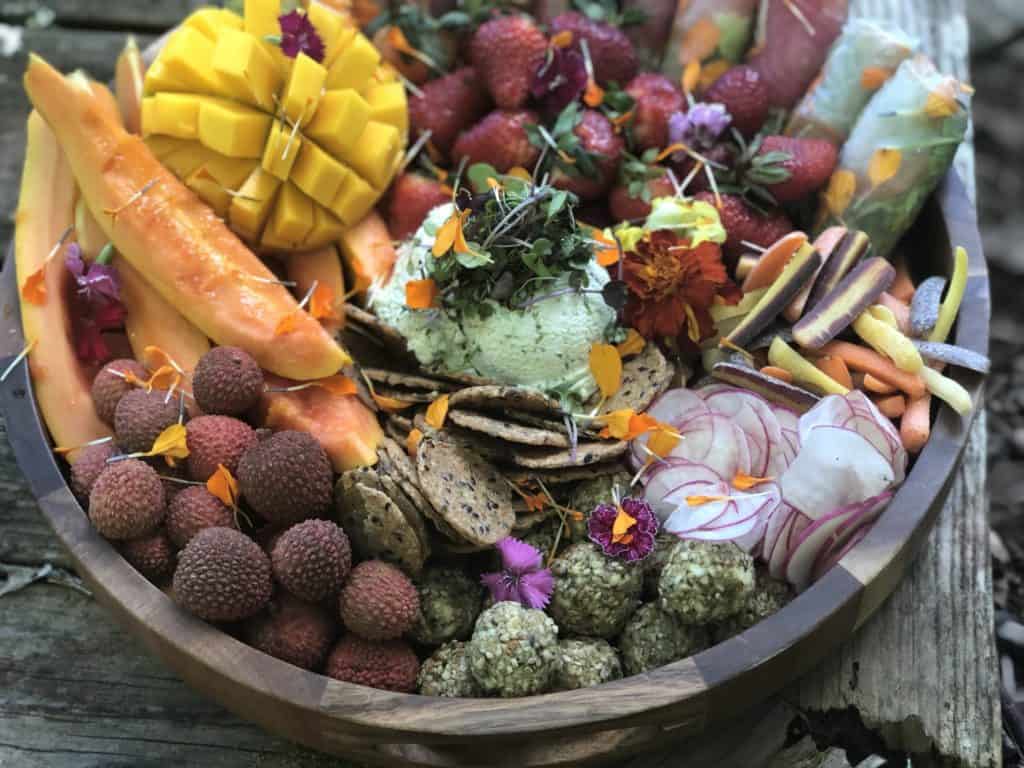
<box><xmin>695</xmin><ymin>192</ymin><xmax>794</xmax><ymax>260</ymax></box>
<box><xmin>388</xmin><ymin>173</ymin><xmax>452</xmax><ymax>241</ymax></box>
<box><xmin>452</xmin><ymin>109</ymin><xmax>541</xmax><ymax>173</ymax></box>
<box><xmin>704</xmin><ymin>65</ymin><xmax>771</xmax><ymax>138</ymax></box>
<box><xmin>469</xmin><ymin>16</ymin><xmax>548</xmax><ymax>109</ymax></box>
<box><xmin>609</xmin><ymin>175</ymin><xmax>675</xmax><ymax>222</ymax></box>
<box><xmin>755</xmin><ymin>135</ymin><xmax>838</xmax><ymax>203</ymax></box>
<box><xmin>549</xmin><ymin>12</ymin><xmax>638</xmax><ymax>87</ymax></box>
<box><xmin>625</xmin><ymin>73</ymin><xmax>684</xmax><ymax>151</ymax></box>
<box><xmin>408</xmin><ymin>67</ymin><xmax>491</xmax><ymax>159</ymax></box>
<box><xmin>551</xmin><ymin>109</ymin><xmax>624</xmax><ymax>201</ymax></box>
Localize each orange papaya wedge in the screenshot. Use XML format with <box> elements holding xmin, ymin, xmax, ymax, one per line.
<box><xmin>286</xmin><ymin>245</ymin><xmax>346</xmax><ymax>336</ymax></box>
<box><xmin>15</xmin><ymin>111</ymin><xmax>110</xmax><ymax>455</ymax></box>
<box><xmin>114</xmin><ymin>37</ymin><xmax>145</xmax><ymax>135</ymax></box>
<box><xmin>260</xmin><ymin>375</ymin><xmax>382</xmax><ymax>471</ymax></box>
<box><xmin>337</xmin><ymin>210</ymin><xmax>397</xmax><ymax>294</ymax></box>
<box><xmin>24</xmin><ymin>55</ymin><xmax>349</xmax><ymax>381</ymax></box>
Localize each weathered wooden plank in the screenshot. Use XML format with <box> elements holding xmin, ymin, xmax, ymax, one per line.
<box><xmin>0</xmin><ymin>0</ymin><xmax>206</xmax><ymax>32</ymax></box>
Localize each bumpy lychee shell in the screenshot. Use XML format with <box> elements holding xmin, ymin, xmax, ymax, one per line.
<box><xmin>245</xmin><ymin>595</ymin><xmax>338</xmax><ymax>670</ymax></box>
<box><xmin>88</xmin><ymin>459</ymin><xmax>166</xmax><ymax>540</ymax></box>
<box><xmin>185</xmin><ymin>415</ymin><xmax>257</xmax><ymax>482</ymax></box>
<box><xmin>69</xmin><ymin>440</ymin><xmax>118</xmax><ymax>499</ymax></box>
<box><xmin>325</xmin><ymin>635</ymin><xmax>420</xmax><ymax>692</ymax></box>
<box><xmin>236</xmin><ymin>430</ymin><xmax>333</xmax><ymax>524</ymax></box>
<box><xmin>166</xmin><ymin>486</ymin><xmax>237</xmax><ymax>548</ymax></box>
<box><xmin>271</xmin><ymin>520</ymin><xmax>352</xmax><ymax>603</ymax></box>
<box><xmin>91</xmin><ymin>359</ymin><xmax>148</xmax><ymax>425</ymax></box>
<box><xmin>192</xmin><ymin>346</ymin><xmax>265</xmax><ymax>416</ymax></box>
<box><xmin>114</xmin><ymin>388</ymin><xmax>181</xmax><ymax>454</ymax></box>
<box><xmin>120</xmin><ymin>529</ymin><xmax>176</xmax><ymax>582</ymax></box>
<box><xmin>338</xmin><ymin>561</ymin><xmax>419</xmax><ymax>640</ymax></box>
<box><xmin>173</xmin><ymin>527</ymin><xmax>273</xmax><ymax>622</ymax></box>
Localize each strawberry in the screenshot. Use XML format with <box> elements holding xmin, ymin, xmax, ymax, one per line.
<box><xmin>550</xmin><ymin>109</ymin><xmax>624</xmax><ymax>201</ymax></box>
<box><xmin>388</xmin><ymin>173</ymin><xmax>452</xmax><ymax>241</ymax></box>
<box><xmin>549</xmin><ymin>12</ymin><xmax>638</xmax><ymax>87</ymax></box>
<box><xmin>695</xmin><ymin>192</ymin><xmax>794</xmax><ymax>260</ymax></box>
<box><xmin>408</xmin><ymin>67</ymin><xmax>491</xmax><ymax>159</ymax></box>
<box><xmin>753</xmin><ymin>136</ymin><xmax>838</xmax><ymax>203</ymax></box>
<box><xmin>609</xmin><ymin>175</ymin><xmax>675</xmax><ymax>222</ymax></box>
<box><xmin>704</xmin><ymin>65</ymin><xmax>771</xmax><ymax>138</ymax></box>
<box><xmin>469</xmin><ymin>16</ymin><xmax>548</xmax><ymax>109</ymax></box>
<box><xmin>452</xmin><ymin>109</ymin><xmax>541</xmax><ymax>172</ymax></box>
<box><xmin>625</xmin><ymin>73</ymin><xmax>684</xmax><ymax>151</ymax></box>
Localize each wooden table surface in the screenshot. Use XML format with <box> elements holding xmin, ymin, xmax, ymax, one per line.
<box><xmin>0</xmin><ymin>1</ymin><xmax>1002</xmax><ymax>767</ymax></box>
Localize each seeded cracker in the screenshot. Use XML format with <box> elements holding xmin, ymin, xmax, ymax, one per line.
<box><xmin>447</xmin><ymin>385</ymin><xmax>564</xmax><ymax>416</ymax></box>
<box><xmin>363</xmin><ymin>368</ymin><xmax>456</xmax><ymax>392</ymax></box>
<box><xmin>377</xmin><ymin>439</ymin><xmax>465</xmax><ymax>543</ymax></box>
<box><xmin>344</xmin><ymin>305</ymin><xmax>411</xmax><ymax>355</ymax></box>
<box><xmin>416</xmin><ymin>436</ymin><xmax>516</xmax><ymax>546</ymax></box>
<box><xmin>375</xmin><ymin>386</ymin><xmax>444</xmax><ymax>404</ymax></box>
<box><xmin>510</xmin><ymin>440</ymin><xmax>630</xmax><ymax>469</ymax></box>
<box><xmin>503</xmin><ymin>462</ymin><xmax>628</xmax><ymax>486</ymax></box>
<box><xmin>597</xmin><ymin>342</ymin><xmax>675</xmax><ymax>414</ymax></box>
<box><xmin>447</xmin><ymin>410</ymin><xmax>571</xmax><ymax>448</ymax></box>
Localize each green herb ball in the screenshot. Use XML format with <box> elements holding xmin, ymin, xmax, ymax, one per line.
<box><xmin>411</xmin><ymin>566</ymin><xmax>484</xmax><ymax>647</ymax></box>
<box><xmin>417</xmin><ymin>641</ymin><xmax>483</xmax><ymax>698</ymax></box>
<box><xmin>549</xmin><ymin>542</ymin><xmax>642</xmax><ymax>638</ymax></box>
<box><xmin>467</xmin><ymin>602</ymin><xmax>559</xmax><ymax>697</ymax></box>
<box><xmin>618</xmin><ymin>603</ymin><xmax>709</xmax><ymax>676</ymax></box>
<box><xmin>554</xmin><ymin>638</ymin><xmax>622</xmax><ymax>691</ymax></box>
<box><xmin>658</xmin><ymin>540</ymin><xmax>755</xmax><ymax>625</ymax></box>
<box><xmin>713</xmin><ymin>570</ymin><xmax>792</xmax><ymax>642</ymax></box>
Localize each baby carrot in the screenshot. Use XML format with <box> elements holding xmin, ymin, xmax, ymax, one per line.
<box><xmin>863</xmin><ymin>373</ymin><xmax>898</xmax><ymax>395</ymax></box>
<box><xmin>872</xmin><ymin>394</ymin><xmax>906</xmax><ymax>419</ymax></box>
<box><xmin>760</xmin><ymin>365</ymin><xmax>794</xmax><ymax>383</ymax></box>
<box><xmin>877</xmin><ymin>292</ymin><xmax>911</xmax><ymax>334</ymax></box>
<box><xmin>818</xmin><ymin>340</ymin><xmax>927</xmax><ymax>399</ymax></box>
<box><xmin>890</xmin><ymin>254</ymin><xmax>916</xmax><ymax>303</ymax></box>
<box><xmin>742</xmin><ymin>232</ymin><xmax>808</xmax><ymax>291</ymax></box>
<box><xmin>900</xmin><ymin>394</ymin><xmax>931</xmax><ymax>454</ymax></box>
<box><xmin>814</xmin><ymin>355</ymin><xmax>853</xmax><ymax>390</ymax></box>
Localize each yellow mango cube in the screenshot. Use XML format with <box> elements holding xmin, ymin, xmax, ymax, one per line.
<box><xmin>304</xmin><ymin>205</ymin><xmax>347</xmax><ymax>249</ymax></box>
<box><xmin>304</xmin><ymin>89</ymin><xmax>370</xmax><ymax>156</ymax></box>
<box><xmin>143</xmin><ymin>59</ymin><xmax>188</xmax><ymax>96</ymax></box>
<box><xmin>161</xmin><ymin>26</ymin><xmax>227</xmax><ymax>97</ymax></box>
<box><xmin>364</xmin><ymin>82</ymin><xmax>408</xmax><ymax>137</ymax></box>
<box><xmin>142</xmin><ymin>93</ymin><xmax>203</xmax><ymax>139</ymax></box>
<box><xmin>329</xmin><ymin>172</ymin><xmax>377</xmax><ymax>225</ymax></box>
<box><xmin>244</xmin><ymin>0</ymin><xmax>281</xmax><ymax>40</ymax></box>
<box><xmin>198</xmin><ymin>99</ymin><xmax>272</xmax><ymax>159</ymax></box>
<box><xmin>326</xmin><ymin>33</ymin><xmax>380</xmax><ymax>91</ymax></box>
<box><xmin>184</xmin><ymin>7</ymin><xmax>243</xmax><ymax>40</ymax></box>
<box><xmin>212</xmin><ymin>27</ymin><xmax>282</xmax><ymax>110</ymax></box>
<box><xmin>291</xmin><ymin>141</ymin><xmax>350</xmax><ymax>207</ymax></box>
<box><xmin>281</xmin><ymin>53</ymin><xmax>327</xmax><ymax>127</ymax></box>
<box><xmin>145</xmin><ymin>135</ymin><xmax>193</xmax><ymax>160</ymax></box>
<box><xmin>230</xmin><ymin>168</ymin><xmax>282</xmax><ymax>243</ymax></box>
<box><xmin>262</xmin><ymin>120</ymin><xmax>303</xmax><ymax>181</ymax></box>
<box><xmin>187</xmin><ymin>155</ymin><xmax>257</xmax><ymax>216</ymax></box>
<box><xmin>263</xmin><ymin>183</ymin><xmax>315</xmax><ymax>249</ymax></box>
<box><xmin>160</xmin><ymin>143</ymin><xmax>220</xmax><ymax>182</ymax></box>
<box><xmin>336</xmin><ymin>121</ymin><xmax>400</xmax><ymax>191</ymax></box>
<box><xmin>306</xmin><ymin>1</ymin><xmax>352</xmax><ymax>67</ymax></box>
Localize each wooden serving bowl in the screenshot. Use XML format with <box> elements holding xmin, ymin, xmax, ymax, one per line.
<box><xmin>0</xmin><ymin>170</ymin><xmax>988</xmax><ymax>767</ymax></box>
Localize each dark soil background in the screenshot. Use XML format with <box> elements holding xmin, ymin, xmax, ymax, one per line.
<box><xmin>971</xmin><ymin>4</ymin><xmax>1024</xmax><ymax>619</ymax></box>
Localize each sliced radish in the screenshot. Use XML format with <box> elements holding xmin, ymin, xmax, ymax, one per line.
<box><xmin>631</xmin><ymin>388</ymin><xmax>714</xmax><ymax>468</ymax></box>
<box><xmin>779</xmin><ymin>426</ymin><xmax>895</xmax><ymax>520</ymax></box>
<box><xmin>666</xmin><ymin>413</ymin><xmax>749</xmax><ymax>479</ymax></box>
<box><xmin>664</xmin><ymin>485</ymin><xmax>780</xmax><ymax>547</ymax></box>
<box><xmin>643</xmin><ymin>460</ymin><xmax>726</xmax><ymax>520</ymax></box>
<box><xmin>703</xmin><ymin>387</ymin><xmax>785</xmax><ymax>477</ymax></box>
<box><xmin>765</xmin><ymin>503</ymin><xmax>810</xmax><ymax>579</ymax></box>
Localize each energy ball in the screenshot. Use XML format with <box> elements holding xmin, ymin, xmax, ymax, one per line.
<box><xmin>658</xmin><ymin>540</ymin><xmax>755</xmax><ymax>625</ymax></box>
<box><xmin>417</xmin><ymin>641</ymin><xmax>483</xmax><ymax>698</ymax></box>
<box><xmin>410</xmin><ymin>566</ymin><xmax>484</xmax><ymax>647</ymax></box>
<box><xmin>467</xmin><ymin>602</ymin><xmax>559</xmax><ymax>697</ymax></box>
<box><xmin>554</xmin><ymin>638</ymin><xmax>622</xmax><ymax>691</ymax></box>
<box><xmin>618</xmin><ymin>603</ymin><xmax>709</xmax><ymax>676</ymax></box>
<box><xmin>713</xmin><ymin>569</ymin><xmax>792</xmax><ymax>642</ymax></box>
<box><xmin>548</xmin><ymin>542</ymin><xmax>642</xmax><ymax>638</ymax></box>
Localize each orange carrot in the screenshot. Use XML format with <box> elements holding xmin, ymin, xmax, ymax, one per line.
<box><xmin>872</xmin><ymin>394</ymin><xmax>906</xmax><ymax>419</ymax></box>
<box><xmin>862</xmin><ymin>373</ymin><xmax>898</xmax><ymax>395</ymax></box>
<box><xmin>741</xmin><ymin>232</ymin><xmax>808</xmax><ymax>291</ymax></box>
<box><xmin>814</xmin><ymin>355</ymin><xmax>852</xmax><ymax>390</ymax></box>
<box><xmin>890</xmin><ymin>255</ymin><xmax>916</xmax><ymax>303</ymax></box>
<box><xmin>900</xmin><ymin>393</ymin><xmax>931</xmax><ymax>453</ymax></box>
<box><xmin>760</xmin><ymin>365</ymin><xmax>794</xmax><ymax>383</ymax></box>
<box><xmin>877</xmin><ymin>292</ymin><xmax>911</xmax><ymax>334</ymax></box>
<box><xmin>819</xmin><ymin>341</ymin><xmax>926</xmax><ymax>399</ymax></box>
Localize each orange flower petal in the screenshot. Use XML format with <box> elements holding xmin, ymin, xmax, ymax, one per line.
<box><xmin>20</xmin><ymin>266</ymin><xmax>47</xmax><ymax>306</ymax></box>
<box><xmin>405</xmin><ymin>278</ymin><xmax>439</xmax><ymax>309</ymax></box>
<box><xmin>507</xmin><ymin>166</ymin><xmax>532</xmax><ymax>180</ymax></box>
<box><xmin>611</xmin><ymin>505</ymin><xmax>637</xmax><ymax>543</ymax></box>
<box><xmin>682</xmin><ymin>58</ymin><xmax>701</xmax><ymax>95</ymax></box>
<box><xmin>486</xmin><ymin>177</ymin><xmax>502</xmax><ymax>191</ymax></box>
<box><xmin>824</xmin><ymin>169</ymin><xmax>857</xmax><ymax>216</ymax></box>
<box><xmin>589</xmin><ymin>343</ymin><xmax>622</xmax><ymax>400</ymax></box>
<box><xmin>312</xmin><ymin>374</ymin><xmax>358</xmax><ymax>396</ymax></box>
<box><xmin>373</xmin><ymin>392</ymin><xmax>415</xmax><ymax>412</ymax></box>
<box><xmin>686</xmin><ymin>494</ymin><xmax>730</xmax><ymax>506</ymax></box>
<box><xmin>406</xmin><ymin>427</ymin><xmax>424</xmax><ymax>458</ymax></box>
<box><xmin>145</xmin><ymin>423</ymin><xmax>189</xmax><ymax>461</ymax></box>
<box><xmin>584</xmin><ymin>78</ymin><xmax>604</xmax><ymax>107</ymax></box>
<box><xmin>924</xmin><ymin>85</ymin><xmax>958</xmax><ymax>118</ymax></box>
<box><xmin>385</xmin><ymin>25</ymin><xmax>416</xmax><ymax>56</ymax></box>
<box><xmin>868</xmin><ymin>148</ymin><xmax>901</xmax><ymax>187</ymax></box>
<box><xmin>551</xmin><ymin>29</ymin><xmax>573</xmax><ymax>48</ymax></box>
<box><xmin>523</xmin><ymin>493</ymin><xmax>546</xmax><ymax>514</ymax></box>
<box><xmin>206</xmin><ymin>464</ymin><xmax>239</xmax><ymax>508</ymax></box>
<box><xmin>142</xmin><ymin>345</ymin><xmax>184</xmax><ymax>374</ymax></box>
<box><xmin>425</xmin><ymin>393</ymin><xmax>449</xmax><ymax>430</ymax></box>
<box><xmin>432</xmin><ymin>215</ymin><xmax>458</xmax><ymax>257</ymax></box>
<box><xmin>598</xmin><ymin>408</ymin><xmax>635</xmax><ymax>440</ymax></box>
<box><xmin>616</xmin><ymin>329</ymin><xmax>646</xmax><ymax>357</ymax></box>
<box><xmin>310</xmin><ymin>282</ymin><xmax>340</xmax><ymax>321</ymax></box>
<box><xmin>146</xmin><ymin>365</ymin><xmax>181</xmax><ymax>393</ymax></box>
<box><xmin>732</xmin><ymin>472</ymin><xmax>774</xmax><ymax>490</ymax></box>
<box><xmin>860</xmin><ymin>66</ymin><xmax>892</xmax><ymax>90</ymax></box>
<box><xmin>679</xmin><ymin>16</ymin><xmax>720</xmax><ymax>63</ymax></box>
<box><xmin>647</xmin><ymin>426</ymin><xmax>681</xmax><ymax>459</ymax></box>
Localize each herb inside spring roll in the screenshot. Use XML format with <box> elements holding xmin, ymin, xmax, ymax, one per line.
<box><xmin>787</xmin><ymin>19</ymin><xmax>918</xmax><ymax>144</ymax></box>
<box><xmin>815</xmin><ymin>55</ymin><xmax>971</xmax><ymax>259</ymax></box>
<box><xmin>661</xmin><ymin>0</ymin><xmax>759</xmax><ymax>91</ymax></box>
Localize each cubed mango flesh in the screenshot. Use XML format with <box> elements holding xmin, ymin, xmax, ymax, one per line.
<box><xmin>230</xmin><ymin>167</ymin><xmax>282</xmax><ymax>243</ymax></box>
<box><xmin>160</xmin><ymin>27</ymin><xmax>227</xmax><ymax>97</ymax></box>
<box><xmin>364</xmin><ymin>82</ymin><xmax>408</xmax><ymax>137</ymax></box>
<box><xmin>187</xmin><ymin>155</ymin><xmax>258</xmax><ymax>217</ymax></box>
<box><xmin>143</xmin><ymin>59</ymin><xmax>188</xmax><ymax>96</ymax></box>
<box><xmin>184</xmin><ymin>7</ymin><xmax>244</xmax><ymax>40</ymax></box>
<box><xmin>212</xmin><ymin>27</ymin><xmax>282</xmax><ymax>110</ymax></box>
<box><xmin>145</xmin><ymin>135</ymin><xmax>193</xmax><ymax>160</ymax></box>
<box><xmin>198</xmin><ymin>98</ymin><xmax>272</xmax><ymax>159</ymax></box>
<box><xmin>336</xmin><ymin>120</ymin><xmax>401</xmax><ymax>191</ymax></box>
<box><xmin>304</xmin><ymin>205</ymin><xmax>347</xmax><ymax>249</ymax></box>
<box><xmin>262</xmin><ymin>120</ymin><xmax>303</xmax><ymax>181</ymax></box>
<box><xmin>142</xmin><ymin>93</ymin><xmax>203</xmax><ymax>139</ymax></box>
<box><xmin>291</xmin><ymin>140</ymin><xmax>350</xmax><ymax>207</ymax></box>
<box><xmin>157</xmin><ymin>141</ymin><xmax>221</xmax><ymax>179</ymax></box>
<box><xmin>281</xmin><ymin>53</ymin><xmax>327</xmax><ymax>127</ymax></box>
<box><xmin>326</xmin><ymin>33</ymin><xmax>380</xmax><ymax>91</ymax></box>
<box><xmin>263</xmin><ymin>183</ymin><xmax>315</xmax><ymax>249</ymax></box>
<box><xmin>330</xmin><ymin>172</ymin><xmax>377</xmax><ymax>225</ymax></box>
<box><xmin>304</xmin><ymin>89</ymin><xmax>370</xmax><ymax>156</ymax></box>
<box><xmin>307</xmin><ymin>1</ymin><xmax>355</xmax><ymax>67</ymax></box>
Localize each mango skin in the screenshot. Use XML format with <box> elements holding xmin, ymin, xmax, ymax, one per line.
<box><xmin>24</xmin><ymin>55</ymin><xmax>350</xmax><ymax>381</ymax></box>
<box><xmin>15</xmin><ymin>111</ymin><xmax>110</xmax><ymax>455</ymax></box>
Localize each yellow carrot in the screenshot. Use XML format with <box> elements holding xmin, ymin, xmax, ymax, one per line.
<box><xmin>929</xmin><ymin>246</ymin><xmax>968</xmax><ymax>343</ymax></box>
<box><xmin>852</xmin><ymin>311</ymin><xmax>924</xmax><ymax>373</ymax></box>
<box><xmin>768</xmin><ymin>337</ymin><xmax>849</xmax><ymax>395</ymax></box>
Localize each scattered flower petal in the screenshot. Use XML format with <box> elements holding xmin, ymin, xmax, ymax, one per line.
<box><xmin>206</xmin><ymin>464</ymin><xmax>239</xmax><ymax>508</ymax></box>
<box><xmin>405</xmin><ymin>278</ymin><xmax>439</xmax><ymax>309</ymax></box>
<box><xmin>589</xmin><ymin>343</ymin><xmax>622</xmax><ymax>400</ymax></box>
<box><xmin>425</xmin><ymin>394</ymin><xmax>449</xmax><ymax>430</ymax></box>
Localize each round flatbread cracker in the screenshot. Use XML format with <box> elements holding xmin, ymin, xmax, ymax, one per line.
<box><xmin>447</xmin><ymin>410</ymin><xmax>571</xmax><ymax>448</ymax></box>
<box><xmin>363</xmin><ymin>368</ymin><xmax>455</xmax><ymax>393</ymax></box>
<box><xmin>509</xmin><ymin>441</ymin><xmax>630</xmax><ymax>469</ymax></box>
<box><xmin>502</xmin><ymin>462</ymin><xmax>629</xmax><ymax>486</ymax></box>
<box><xmin>598</xmin><ymin>342</ymin><xmax>675</xmax><ymax>414</ymax></box>
<box><xmin>334</xmin><ymin>474</ymin><xmax>428</xmax><ymax>574</ymax></box>
<box><xmin>447</xmin><ymin>385</ymin><xmax>563</xmax><ymax>416</ymax></box>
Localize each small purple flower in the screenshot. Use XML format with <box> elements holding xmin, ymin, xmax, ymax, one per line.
<box><xmin>531</xmin><ymin>48</ymin><xmax>588</xmax><ymax>117</ymax></box>
<box><xmin>668</xmin><ymin>103</ymin><xmax>732</xmax><ymax>159</ymax></box>
<box><xmin>588</xmin><ymin>497</ymin><xmax>659</xmax><ymax>562</ymax></box>
<box><xmin>65</xmin><ymin>243</ymin><xmax>121</xmax><ymax>308</ymax></box>
<box><xmin>480</xmin><ymin>537</ymin><xmax>555</xmax><ymax>610</ymax></box>
<box><xmin>279</xmin><ymin>10</ymin><xmax>325</xmax><ymax>63</ymax></box>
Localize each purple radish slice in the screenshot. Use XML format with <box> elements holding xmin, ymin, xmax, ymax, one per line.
<box><xmin>702</xmin><ymin>387</ymin><xmax>785</xmax><ymax>477</ymax></box>
<box><xmin>908</xmin><ymin>275</ymin><xmax>947</xmax><ymax>338</ymax></box>
<box><xmin>711</xmin><ymin>362</ymin><xmax>821</xmax><ymax>413</ymax></box>
<box><xmin>803</xmin><ymin>229</ymin><xmax>871</xmax><ymax>313</ymax></box>
<box><xmin>911</xmin><ymin>340</ymin><xmax>990</xmax><ymax>374</ymax></box>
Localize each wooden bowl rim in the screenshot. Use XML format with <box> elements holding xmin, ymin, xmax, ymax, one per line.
<box><xmin>0</xmin><ymin>169</ymin><xmax>989</xmax><ymax>743</ymax></box>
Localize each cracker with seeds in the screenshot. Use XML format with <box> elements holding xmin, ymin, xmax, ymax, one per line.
<box><xmin>334</xmin><ymin>472</ymin><xmax>429</xmax><ymax>573</ymax></box>
<box><xmin>502</xmin><ymin>462</ymin><xmax>629</xmax><ymax>486</ymax></box>
<box><xmin>447</xmin><ymin>385</ymin><xmax>563</xmax><ymax>416</ymax></box>
<box><xmin>596</xmin><ymin>343</ymin><xmax>675</xmax><ymax>414</ymax></box>
<box><xmin>509</xmin><ymin>441</ymin><xmax>630</xmax><ymax>469</ymax></box>
<box><xmin>447</xmin><ymin>410</ymin><xmax>571</xmax><ymax>448</ymax></box>
<box><xmin>363</xmin><ymin>368</ymin><xmax>455</xmax><ymax>393</ymax></box>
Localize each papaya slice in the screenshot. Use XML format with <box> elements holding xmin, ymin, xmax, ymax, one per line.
<box><xmin>337</xmin><ymin>210</ymin><xmax>396</xmax><ymax>294</ymax></box>
<box><xmin>286</xmin><ymin>245</ymin><xmax>346</xmax><ymax>336</ymax></box>
<box><xmin>260</xmin><ymin>375</ymin><xmax>382</xmax><ymax>471</ymax></box>
<box><xmin>15</xmin><ymin>111</ymin><xmax>110</xmax><ymax>455</ymax></box>
<box><xmin>24</xmin><ymin>55</ymin><xmax>350</xmax><ymax>381</ymax></box>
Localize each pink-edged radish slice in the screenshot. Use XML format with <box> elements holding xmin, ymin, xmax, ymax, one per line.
<box><xmin>643</xmin><ymin>460</ymin><xmax>725</xmax><ymax>520</ymax></box>
<box><xmin>783</xmin><ymin>492</ymin><xmax>893</xmax><ymax>591</ymax></box>
<box><xmin>780</xmin><ymin>425</ymin><xmax>895</xmax><ymax>520</ymax></box>
<box><xmin>799</xmin><ymin>391</ymin><xmax>907</xmax><ymax>483</ymax></box>
<box><xmin>702</xmin><ymin>387</ymin><xmax>785</xmax><ymax>477</ymax></box>
<box><xmin>630</xmin><ymin>387</ymin><xmax>714</xmax><ymax>468</ymax></box>
<box><xmin>666</xmin><ymin>413</ymin><xmax>751</xmax><ymax>479</ymax></box>
<box><xmin>664</xmin><ymin>485</ymin><xmax>780</xmax><ymax>547</ymax></box>
<box><xmin>765</xmin><ymin>503</ymin><xmax>810</xmax><ymax>579</ymax></box>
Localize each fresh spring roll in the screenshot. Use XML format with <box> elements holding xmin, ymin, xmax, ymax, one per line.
<box><xmin>623</xmin><ymin>0</ymin><xmax>679</xmax><ymax>70</ymax></box>
<box><xmin>660</xmin><ymin>0</ymin><xmax>759</xmax><ymax>90</ymax></box>
<box><xmin>814</xmin><ymin>55</ymin><xmax>971</xmax><ymax>259</ymax></box>
<box><xmin>787</xmin><ymin>19</ymin><xmax>918</xmax><ymax>143</ymax></box>
<box><xmin>747</xmin><ymin>0</ymin><xmax>848</xmax><ymax>109</ymax></box>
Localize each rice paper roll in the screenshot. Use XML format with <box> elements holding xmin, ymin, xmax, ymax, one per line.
<box><xmin>787</xmin><ymin>19</ymin><xmax>918</xmax><ymax>143</ymax></box>
<box><xmin>661</xmin><ymin>0</ymin><xmax>759</xmax><ymax>91</ymax></box>
<box><xmin>747</xmin><ymin>0</ymin><xmax>848</xmax><ymax>109</ymax></box>
<box><xmin>814</xmin><ymin>55</ymin><xmax>971</xmax><ymax>259</ymax></box>
<box><xmin>624</xmin><ymin>0</ymin><xmax>679</xmax><ymax>70</ymax></box>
